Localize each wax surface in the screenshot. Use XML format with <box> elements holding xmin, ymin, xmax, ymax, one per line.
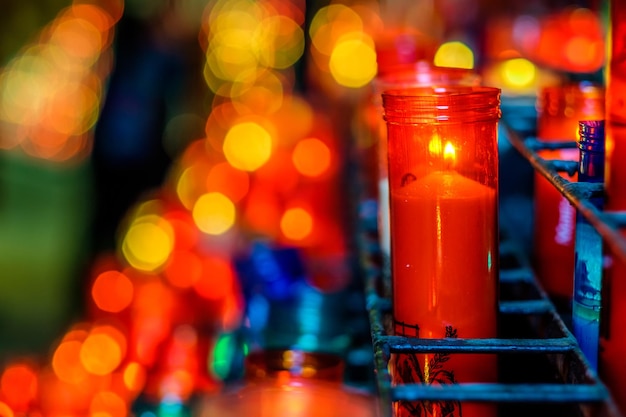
<box><xmin>390</xmin><ymin>170</ymin><xmax>498</xmax><ymax>417</ymax></box>
<box><xmin>391</xmin><ymin>170</ymin><xmax>497</xmax><ymax>336</ymax></box>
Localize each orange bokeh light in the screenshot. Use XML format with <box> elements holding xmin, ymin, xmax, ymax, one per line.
<box><xmin>80</xmin><ymin>330</ymin><xmax>124</xmax><ymax>376</ymax></box>
<box><xmin>122</xmin><ymin>362</ymin><xmax>147</xmax><ymax>396</ymax></box>
<box><xmin>89</xmin><ymin>390</ymin><xmax>127</xmax><ymax>417</ymax></box>
<box><xmin>292</xmin><ymin>137</ymin><xmax>331</xmax><ymax>177</ymax></box>
<box><xmin>0</xmin><ymin>362</ymin><xmax>37</xmax><ymax>411</ymax></box>
<box><xmin>91</xmin><ymin>270</ymin><xmax>134</xmax><ymax>313</ymax></box>
<box><xmin>52</xmin><ymin>339</ymin><xmax>89</xmax><ymax>384</ymax></box>
<box><xmin>280</xmin><ymin>207</ymin><xmax>313</xmax><ymax>241</ymax></box>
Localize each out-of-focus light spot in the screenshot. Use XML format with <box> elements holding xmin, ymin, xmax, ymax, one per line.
<box><xmin>0</xmin><ymin>402</ymin><xmax>14</xmax><ymax>417</ymax></box>
<box><xmin>71</xmin><ymin>4</ymin><xmax>118</xmax><ymax>34</ymax></box>
<box><xmin>123</xmin><ymin>362</ymin><xmax>147</xmax><ymax>395</ymax></box>
<box><xmin>329</xmin><ymin>34</ymin><xmax>377</xmax><ymax>88</ymax></box>
<box><xmin>310</xmin><ymin>5</ymin><xmax>363</xmax><ymax>56</ymax></box>
<box><xmin>91</xmin><ymin>270</ymin><xmax>134</xmax><ymax>313</ymax></box>
<box><xmin>80</xmin><ymin>331</ymin><xmax>123</xmax><ymax>376</ymax></box>
<box><xmin>223</xmin><ymin>122</ymin><xmax>273</xmax><ymax>171</ymax></box>
<box><xmin>89</xmin><ymin>391</ymin><xmax>127</xmax><ymax>417</ymax></box>
<box><xmin>502</xmin><ymin>58</ymin><xmax>536</xmax><ymax>88</ymax></box>
<box><xmin>192</xmin><ymin>192</ymin><xmax>236</xmax><ymax>235</ymax></box>
<box><xmin>281</xmin><ymin>207</ymin><xmax>313</xmax><ymax>241</ymax></box>
<box><xmin>565</xmin><ymin>36</ymin><xmax>601</xmax><ymax>68</ymax></box>
<box><xmin>52</xmin><ymin>339</ymin><xmax>89</xmax><ymax>384</ymax></box>
<box><xmin>255</xmin><ymin>15</ymin><xmax>304</xmax><ymax>69</ymax></box>
<box><xmin>512</xmin><ymin>15</ymin><xmax>540</xmax><ymax>51</ymax></box>
<box><xmin>122</xmin><ymin>215</ymin><xmax>174</xmax><ymax>272</ymax></box>
<box><xmin>434</xmin><ymin>41</ymin><xmax>474</xmax><ymax>69</ymax></box>
<box><xmin>157</xmin><ymin>395</ymin><xmax>186</xmax><ymax>417</ymax></box>
<box><xmin>210</xmin><ymin>333</ymin><xmax>236</xmax><ymax>380</ymax></box>
<box><xmin>206</xmin><ymin>162</ymin><xmax>249</xmax><ymax>203</ymax></box>
<box><xmin>159</xmin><ymin>370</ymin><xmax>194</xmax><ymax>401</ymax></box>
<box><xmin>164</xmin><ymin>250</ymin><xmax>202</xmax><ymax>289</ymax></box>
<box><xmin>194</xmin><ymin>256</ymin><xmax>235</xmax><ymax>300</ymax></box>
<box><xmin>0</xmin><ymin>363</ymin><xmax>37</xmax><ymax>411</ymax></box>
<box><xmin>49</xmin><ymin>16</ymin><xmax>103</xmax><ymax>65</ymax></box>
<box><xmin>176</xmin><ymin>163</ymin><xmax>211</xmax><ymax>210</ymax></box>
<box><xmin>230</xmin><ymin>69</ymin><xmax>286</xmax><ymax>115</ymax></box>
<box><xmin>292</xmin><ymin>138</ymin><xmax>331</xmax><ymax>177</ymax></box>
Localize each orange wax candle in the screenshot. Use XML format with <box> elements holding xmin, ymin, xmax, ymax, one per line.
<box><xmin>391</xmin><ymin>171</ymin><xmax>497</xmax><ymax>336</ymax></box>
<box><xmin>532</xmin><ymin>83</ymin><xmax>604</xmax><ymax>309</ymax></box>
<box><xmin>390</xmin><ymin>170</ymin><xmax>498</xmax><ymax>417</ymax></box>
<box><xmin>382</xmin><ymin>86</ymin><xmax>501</xmax><ymax>417</ymax></box>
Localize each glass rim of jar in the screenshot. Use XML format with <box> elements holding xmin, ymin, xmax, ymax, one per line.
<box><xmin>382</xmin><ymin>85</ymin><xmax>501</xmax><ymax>124</ymax></box>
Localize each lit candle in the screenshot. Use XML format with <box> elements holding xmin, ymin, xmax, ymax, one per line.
<box><xmin>369</xmin><ymin>62</ymin><xmax>481</xmax><ymax>265</ymax></box>
<box><xmin>383</xmin><ymin>86</ymin><xmax>500</xmax><ymax>417</ymax></box>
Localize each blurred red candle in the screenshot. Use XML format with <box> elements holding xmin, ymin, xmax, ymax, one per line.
<box><xmin>533</xmin><ymin>82</ymin><xmax>604</xmax><ymax>309</ymax></box>
<box><xmin>383</xmin><ymin>86</ymin><xmax>500</xmax><ymax>417</ymax></box>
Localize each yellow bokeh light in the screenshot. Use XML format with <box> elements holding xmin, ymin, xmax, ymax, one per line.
<box><xmin>122</xmin><ymin>215</ymin><xmax>174</xmax><ymax>272</ymax></box>
<box><xmin>255</xmin><ymin>15</ymin><xmax>305</xmax><ymax>69</ymax></box>
<box><xmin>329</xmin><ymin>34</ymin><xmax>377</xmax><ymax>88</ymax></box>
<box><xmin>192</xmin><ymin>192</ymin><xmax>236</xmax><ymax>235</ymax></box>
<box><xmin>280</xmin><ymin>207</ymin><xmax>313</xmax><ymax>241</ymax></box>
<box><xmin>502</xmin><ymin>58</ymin><xmax>536</xmax><ymax>88</ymax></box>
<box><xmin>310</xmin><ymin>5</ymin><xmax>363</xmax><ymax>56</ymax></box>
<box><xmin>434</xmin><ymin>41</ymin><xmax>474</xmax><ymax>69</ymax></box>
<box><xmin>223</xmin><ymin>121</ymin><xmax>273</xmax><ymax>171</ymax></box>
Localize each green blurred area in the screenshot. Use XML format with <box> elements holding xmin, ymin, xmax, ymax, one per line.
<box><xmin>0</xmin><ymin>153</ymin><xmax>94</xmax><ymax>356</ymax></box>
<box><xmin>0</xmin><ymin>0</ymin><xmax>94</xmax><ymax>357</ymax></box>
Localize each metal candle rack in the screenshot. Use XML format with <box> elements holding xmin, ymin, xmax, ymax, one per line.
<box><xmin>357</xmin><ymin>97</ymin><xmax>625</xmax><ymax>417</ymax></box>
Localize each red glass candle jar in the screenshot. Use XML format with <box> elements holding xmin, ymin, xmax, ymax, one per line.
<box><xmin>366</xmin><ymin>63</ymin><xmax>480</xmax><ymax>265</ymax></box>
<box><xmin>532</xmin><ymin>82</ymin><xmax>604</xmax><ymax>310</ymax></box>
<box><xmin>382</xmin><ymin>86</ymin><xmax>501</xmax><ymax>417</ymax></box>
<box><xmin>599</xmin><ymin>1</ymin><xmax>626</xmax><ymax>414</ymax></box>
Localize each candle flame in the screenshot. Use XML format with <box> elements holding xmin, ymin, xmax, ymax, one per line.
<box><xmin>428</xmin><ymin>134</ymin><xmax>443</xmax><ymax>155</ymax></box>
<box><xmin>443</xmin><ymin>142</ymin><xmax>456</xmax><ymax>167</ymax></box>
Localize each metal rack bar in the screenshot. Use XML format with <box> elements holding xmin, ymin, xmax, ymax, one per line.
<box><xmin>502</xmin><ymin>123</ymin><xmax>626</xmax><ymax>265</ymax></box>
